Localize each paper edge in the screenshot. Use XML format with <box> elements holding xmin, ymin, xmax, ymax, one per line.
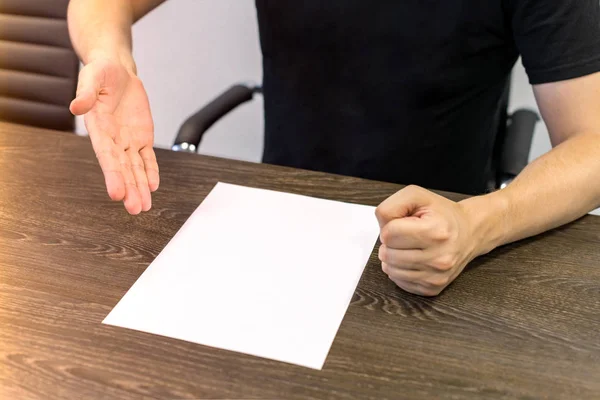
<box><xmin>102</xmin><ymin>181</ymin><xmax>381</xmax><ymax>370</ymax></box>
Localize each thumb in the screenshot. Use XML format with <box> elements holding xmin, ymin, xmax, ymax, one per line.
<box><xmin>375</xmin><ymin>185</ymin><xmax>434</xmax><ymax>228</ymax></box>
<box><xmin>70</xmin><ymin>64</ymin><xmax>104</xmax><ymax>115</ymax></box>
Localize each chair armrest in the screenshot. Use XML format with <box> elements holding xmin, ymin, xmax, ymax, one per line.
<box><xmin>172</xmin><ymin>83</ymin><xmax>260</xmax><ymax>152</ymax></box>
<box><xmin>499</xmin><ymin>109</ymin><xmax>539</xmax><ymax>180</ymax></box>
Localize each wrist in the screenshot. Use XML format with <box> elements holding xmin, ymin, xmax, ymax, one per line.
<box><xmin>86</xmin><ymin>48</ymin><xmax>137</xmax><ymax>76</ymax></box>
<box><xmin>459</xmin><ymin>191</ymin><xmax>511</xmax><ymax>257</ymax></box>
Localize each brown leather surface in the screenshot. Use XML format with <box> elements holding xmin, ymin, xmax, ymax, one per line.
<box><xmin>0</xmin><ymin>0</ymin><xmax>70</xmax><ymax>19</ymax></box>
<box><xmin>0</xmin><ymin>0</ymin><xmax>77</xmax><ymax>131</ymax></box>
<box><xmin>0</xmin><ymin>14</ymin><xmax>72</xmax><ymax>48</ymax></box>
<box><xmin>0</xmin><ymin>40</ymin><xmax>79</xmax><ymax>78</ymax></box>
<box><xmin>0</xmin><ymin>96</ymin><xmax>75</xmax><ymax>131</ymax></box>
<box><xmin>0</xmin><ymin>69</ymin><xmax>75</xmax><ymax>106</ymax></box>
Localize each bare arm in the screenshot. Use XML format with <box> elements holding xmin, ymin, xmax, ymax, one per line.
<box><xmin>68</xmin><ymin>0</ymin><xmax>166</xmax><ymax>72</ymax></box>
<box><xmin>376</xmin><ymin>72</ymin><xmax>600</xmax><ymax>297</ymax></box>
<box><xmin>463</xmin><ymin>72</ymin><xmax>600</xmax><ymax>254</ymax></box>
<box><xmin>67</xmin><ymin>0</ymin><xmax>167</xmax><ymax>215</ymax></box>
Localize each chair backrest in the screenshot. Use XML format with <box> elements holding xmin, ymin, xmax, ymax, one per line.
<box><xmin>488</xmin><ymin>76</ymin><xmax>512</xmax><ymax>190</ymax></box>
<box><xmin>489</xmin><ymin>74</ymin><xmax>539</xmax><ymax>190</ymax></box>
<box><xmin>0</xmin><ymin>0</ymin><xmax>79</xmax><ymax>131</ymax></box>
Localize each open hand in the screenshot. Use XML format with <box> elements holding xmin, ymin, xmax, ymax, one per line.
<box><xmin>70</xmin><ymin>56</ymin><xmax>159</xmax><ymax>215</ymax></box>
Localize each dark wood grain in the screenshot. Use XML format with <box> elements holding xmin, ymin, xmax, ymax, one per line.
<box><xmin>1</xmin><ymin>122</ymin><xmax>599</xmax><ymax>400</ymax></box>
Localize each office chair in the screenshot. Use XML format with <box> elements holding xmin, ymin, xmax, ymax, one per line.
<box><xmin>0</xmin><ymin>0</ymin><xmax>79</xmax><ymax>131</ymax></box>
<box><xmin>173</xmin><ymin>79</ymin><xmax>538</xmax><ymax>191</ymax></box>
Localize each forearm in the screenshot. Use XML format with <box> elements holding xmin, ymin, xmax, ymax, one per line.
<box><xmin>67</xmin><ymin>0</ymin><xmax>164</xmax><ymax>73</ymax></box>
<box><xmin>461</xmin><ymin>133</ymin><xmax>600</xmax><ymax>256</ymax></box>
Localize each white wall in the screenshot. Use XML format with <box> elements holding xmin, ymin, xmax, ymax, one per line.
<box><xmin>77</xmin><ymin>0</ymin><xmax>597</xmax><ymax>214</ymax></box>
<box><xmin>136</xmin><ymin>0</ymin><xmax>263</xmax><ymax>160</ymax></box>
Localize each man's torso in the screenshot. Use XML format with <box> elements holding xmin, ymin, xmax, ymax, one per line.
<box><xmin>255</xmin><ymin>1</ymin><xmax>520</xmax><ymax>194</ymax></box>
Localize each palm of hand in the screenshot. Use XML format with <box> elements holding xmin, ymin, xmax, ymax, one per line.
<box><xmin>77</xmin><ymin>60</ymin><xmax>159</xmax><ymax>215</ymax></box>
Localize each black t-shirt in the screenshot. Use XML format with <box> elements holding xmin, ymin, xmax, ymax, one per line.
<box><xmin>255</xmin><ymin>1</ymin><xmax>600</xmax><ymax>194</ymax></box>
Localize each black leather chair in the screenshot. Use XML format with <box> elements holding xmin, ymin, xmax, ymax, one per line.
<box><xmin>173</xmin><ymin>79</ymin><xmax>538</xmax><ymax>190</ymax></box>
<box><xmin>0</xmin><ymin>0</ymin><xmax>78</xmax><ymax>131</ymax></box>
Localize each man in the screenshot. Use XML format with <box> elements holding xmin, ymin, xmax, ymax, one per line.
<box><xmin>67</xmin><ymin>0</ymin><xmax>600</xmax><ymax>296</ymax></box>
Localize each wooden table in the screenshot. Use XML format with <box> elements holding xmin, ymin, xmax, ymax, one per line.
<box><xmin>1</xmin><ymin>122</ymin><xmax>599</xmax><ymax>400</ymax></box>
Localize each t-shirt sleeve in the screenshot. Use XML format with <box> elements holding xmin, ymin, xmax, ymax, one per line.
<box><xmin>509</xmin><ymin>0</ymin><xmax>600</xmax><ymax>84</ymax></box>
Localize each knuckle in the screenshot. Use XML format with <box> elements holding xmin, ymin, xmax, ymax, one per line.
<box><xmin>431</xmin><ymin>254</ymin><xmax>456</xmax><ymax>271</ymax></box>
<box><xmin>375</xmin><ymin>205</ymin><xmax>391</xmax><ymax>223</ymax></box>
<box><xmin>374</xmin><ymin>206</ymin><xmax>382</xmax><ymax>220</ymax></box>
<box><xmin>426</xmin><ymin>274</ymin><xmax>450</xmax><ymax>288</ymax></box>
<box><xmin>381</xmin><ymin>262</ymin><xmax>391</xmax><ymax>275</ymax></box>
<box><xmin>404</xmin><ymin>184</ymin><xmax>419</xmax><ymax>192</ymax></box>
<box><xmin>404</xmin><ymin>184</ymin><xmax>425</xmax><ymax>196</ymax></box>
<box><xmin>379</xmin><ymin>225</ymin><xmax>393</xmax><ymax>245</ymax></box>
<box><xmin>430</xmin><ymin>224</ymin><xmax>452</xmax><ymax>242</ymax></box>
<box><xmin>378</xmin><ymin>245</ymin><xmax>386</xmax><ymax>262</ymax></box>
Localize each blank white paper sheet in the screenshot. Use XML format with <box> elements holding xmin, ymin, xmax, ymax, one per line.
<box><xmin>103</xmin><ymin>182</ymin><xmax>380</xmax><ymax>370</ymax></box>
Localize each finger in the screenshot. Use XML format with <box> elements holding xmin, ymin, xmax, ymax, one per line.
<box><xmin>128</xmin><ymin>149</ymin><xmax>152</xmax><ymax>212</ymax></box>
<box><xmin>70</xmin><ymin>65</ymin><xmax>104</xmax><ymax>115</ymax></box>
<box><xmin>382</xmin><ymin>261</ymin><xmax>451</xmax><ymax>289</ymax></box>
<box><xmin>95</xmin><ymin>146</ymin><xmax>126</xmax><ymax>201</ymax></box>
<box><xmin>119</xmin><ymin>151</ymin><xmax>142</xmax><ymax>215</ymax></box>
<box><xmin>390</xmin><ymin>277</ymin><xmax>439</xmax><ymax>297</ymax></box>
<box><xmin>378</xmin><ymin>245</ymin><xmax>429</xmax><ymax>269</ymax></box>
<box><xmin>381</xmin><ymin>262</ymin><xmax>427</xmax><ymax>282</ymax></box>
<box><xmin>140</xmin><ymin>146</ymin><xmax>160</xmax><ymax>192</ymax></box>
<box><xmin>84</xmin><ymin>113</ymin><xmax>125</xmax><ymax>200</ymax></box>
<box><xmin>380</xmin><ymin>217</ymin><xmax>434</xmax><ymax>249</ymax></box>
<box><xmin>375</xmin><ymin>185</ymin><xmax>438</xmax><ymax>228</ymax></box>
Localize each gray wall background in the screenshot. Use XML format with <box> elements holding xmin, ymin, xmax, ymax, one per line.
<box><xmin>76</xmin><ymin>0</ymin><xmax>597</xmax><ymax>214</ymax></box>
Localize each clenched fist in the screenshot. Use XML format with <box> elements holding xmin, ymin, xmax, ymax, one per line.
<box><xmin>375</xmin><ymin>185</ymin><xmax>483</xmax><ymax>296</ymax></box>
